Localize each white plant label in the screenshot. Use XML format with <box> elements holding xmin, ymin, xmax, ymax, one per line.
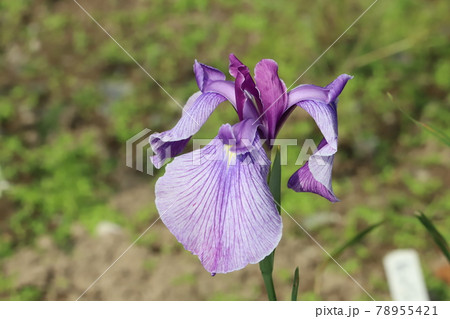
<box><xmin>383</xmin><ymin>249</ymin><xmax>430</xmax><ymax>301</ymax></box>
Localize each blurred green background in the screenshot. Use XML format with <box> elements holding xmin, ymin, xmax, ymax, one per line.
<box><xmin>0</xmin><ymin>0</ymin><xmax>449</xmax><ymax>300</ymax></box>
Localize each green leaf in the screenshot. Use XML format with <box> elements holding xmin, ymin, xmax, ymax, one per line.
<box><xmin>415</xmin><ymin>211</ymin><xmax>450</xmax><ymax>262</ymax></box>
<box><xmin>258</xmin><ymin>147</ymin><xmax>282</xmax><ymax>301</ymax></box>
<box><xmin>389</xmin><ymin>93</ymin><xmax>450</xmax><ymax>147</ymax></box>
<box><xmin>330</xmin><ymin>220</ymin><xmax>385</xmax><ymax>261</ymax></box>
<box><xmin>314</xmin><ymin>221</ymin><xmax>384</xmax><ymax>295</ymax></box>
<box><xmin>259</xmin><ymin>251</ymin><xmax>277</xmax><ymax>301</ymax></box>
<box><xmin>291</xmin><ymin>267</ymin><xmax>300</xmax><ymax>301</ymax></box>
<box><xmin>269</xmin><ymin>146</ymin><xmax>282</xmax><ymax>213</ymax></box>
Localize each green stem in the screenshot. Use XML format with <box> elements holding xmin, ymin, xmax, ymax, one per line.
<box><xmin>259</xmin><ymin>251</ymin><xmax>277</xmax><ymax>301</ymax></box>
<box><xmin>259</xmin><ymin>147</ymin><xmax>281</xmax><ymax>301</ymax></box>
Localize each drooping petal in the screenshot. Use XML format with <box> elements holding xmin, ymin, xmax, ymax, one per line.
<box><xmin>194</xmin><ymin>60</ymin><xmax>236</xmax><ymax>107</ymax></box>
<box><xmin>296</xmin><ymin>100</ymin><xmax>338</xmax><ymax>152</ymax></box>
<box><xmin>287</xmin><ymin>139</ymin><xmax>338</xmax><ymax>202</ymax></box>
<box><xmin>194</xmin><ymin>60</ymin><xmax>226</xmax><ymax>91</ymax></box>
<box><xmin>150</xmin><ymin>61</ymin><xmax>239</xmax><ymax>169</ymax></box>
<box><xmin>149</xmin><ymin>91</ymin><xmax>226</xmax><ymax>168</ymax></box>
<box><xmin>254</xmin><ymin>59</ymin><xmax>288</xmax><ymax>140</ymax></box>
<box><xmin>287</xmin><ymin>74</ymin><xmax>353</xmax><ymax>106</ymax></box>
<box><xmin>287</xmin><ymin>84</ymin><xmax>330</xmax><ymax>106</ymax></box>
<box><xmin>287</xmin><ymin>75</ymin><xmax>352</xmax><ymax>152</ymax></box>
<box><xmin>325</xmin><ymin>74</ymin><xmax>353</xmax><ymax>103</ymax></box>
<box><xmin>155</xmin><ymin>122</ymin><xmax>282</xmax><ymax>274</ymax></box>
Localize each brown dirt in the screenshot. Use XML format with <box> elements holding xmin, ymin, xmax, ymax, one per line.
<box><xmin>2</xmin><ymin>215</ymin><xmax>380</xmax><ymax>301</ymax></box>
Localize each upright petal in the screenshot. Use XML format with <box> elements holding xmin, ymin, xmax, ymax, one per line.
<box><xmin>228</xmin><ymin>53</ymin><xmax>245</xmax><ymax>78</ymax></box>
<box><xmin>287</xmin><ymin>139</ymin><xmax>339</xmax><ymax>202</ymax></box>
<box><xmin>155</xmin><ymin>123</ymin><xmax>282</xmax><ymax>274</ymax></box>
<box><xmin>254</xmin><ymin>59</ymin><xmax>288</xmax><ymax>140</ymax></box>
<box><xmin>229</xmin><ymin>54</ymin><xmax>262</xmax><ymax>122</ymax></box>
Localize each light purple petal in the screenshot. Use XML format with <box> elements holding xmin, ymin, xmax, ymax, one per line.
<box><xmin>326</xmin><ymin>74</ymin><xmax>353</xmax><ymax>103</ymax></box>
<box><xmin>287</xmin><ymin>74</ymin><xmax>353</xmax><ymax>107</ymax></box>
<box><xmin>203</xmin><ymin>80</ymin><xmax>236</xmax><ymax>108</ymax></box>
<box><xmin>155</xmin><ymin>124</ymin><xmax>282</xmax><ymax>274</ymax></box>
<box><xmin>149</xmin><ymin>91</ymin><xmax>226</xmax><ymax>168</ymax></box>
<box><xmin>254</xmin><ymin>59</ymin><xmax>288</xmax><ymax>140</ymax></box>
<box><xmin>296</xmin><ymin>100</ymin><xmax>338</xmax><ymax>152</ymax></box>
<box><xmin>287</xmin><ymin>75</ymin><xmax>352</xmax><ymax>152</ymax></box>
<box><xmin>287</xmin><ymin>139</ymin><xmax>339</xmax><ymax>202</ymax></box>
<box><xmin>287</xmin><ymin>84</ymin><xmax>330</xmax><ymax>106</ymax></box>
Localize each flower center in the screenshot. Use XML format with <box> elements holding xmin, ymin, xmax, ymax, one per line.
<box><xmin>223</xmin><ymin>144</ymin><xmax>236</xmax><ymax>167</ymax></box>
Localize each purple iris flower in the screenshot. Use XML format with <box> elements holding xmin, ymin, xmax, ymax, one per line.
<box><xmin>149</xmin><ymin>54</ymin><xmax>351</xmax><ymax>274</ymax></box>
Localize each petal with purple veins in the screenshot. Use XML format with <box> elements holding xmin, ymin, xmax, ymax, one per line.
<box><xmin>286</xmin><ymin>75</ymin><xmax>352</xmax><ymax>152</ymax></box>
<box><xmin>155</xmin><ymin>123</ymin><xmax>282</xmax><ymax>274</ymax></box>
<box><xmin>296</xmin><ymin>100</ymin><xmax>338</xmax><ymax>152</ymax></box>
<box><xmin>287</xmin><ymin>139</ymin><xmax>339</xmax><ymax>202</ymax></box>
<box><xmin>149</xmin><ymin>91</ymin><xmax>226</xmax><ymax>168</ymax></box>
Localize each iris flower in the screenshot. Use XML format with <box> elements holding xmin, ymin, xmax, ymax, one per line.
<box><xmin>149</xmin><ymin>54</ymin><xmax>351</xmax><ymax>274</ymax></box>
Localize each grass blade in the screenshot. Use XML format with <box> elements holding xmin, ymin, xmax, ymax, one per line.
<box><xmin>330</xmin><ymin>220</ymin><xmax>385</xmax><ymax>261</ymax></box>
<box><xmin>314</xmin><ymin>220</ymin><xmax>384</xmax><ymax>295</ymax></box>
<box><xmin>388</xmin><ymin>93</ymin><xmax>450</xmax><ymax>146</ymax></box>
<box><xmin>415</xmin><ymin>211</ymin><xmax>450</xmax><ymax>262</ymax></box>
<box><xmin>291</xmin><ymin>267</ymin><xmax>299</xmax><ymax>301</ymax></box>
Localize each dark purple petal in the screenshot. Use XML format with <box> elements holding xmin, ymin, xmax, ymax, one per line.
<box><xmin>149</xmin><ymin>138</ymin><xmax>190</xmax><ymax>169</ymax></box>
<box><xmin>155</xmin><ymin>124</ymin><xmax>282</xmax><ymax>274</ymax></box>
<box><xmin>228</xmin><ymin>53</ymin><xmax>245</xmax><ymax>78</ymax></box>
<box><xmin>229</xmin><ymin>54</ymin><xmax>263</xmax><ymax>121</ymax></box>
<box><xmin>149</xmin><ymin>91</ymin><xmax>226</xmax><ymax>168</ymax></box>
<box><xmin>254</xmin><ymin>59</ymin><xmax>288</xmax><ymax>140</ymax></box>
<box><xmin>217</xmin><ymin>119</ymin><xmax>260</xmax><ymax>154</ymax></box>
<box><xmin>288</xmin><ymin>139</ymin><xmax>339</xmax><ymax>202</ymax></box>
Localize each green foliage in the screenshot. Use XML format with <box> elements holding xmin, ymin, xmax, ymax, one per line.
<box><xmin>0</xmin><ymin>275</ymin><xmax>42</xmax><ymax>301</ymax></box>
<box><xmin>1</xmin><ymin>130</ymin><xmax>122</xmax><ymax>249</ymax></box>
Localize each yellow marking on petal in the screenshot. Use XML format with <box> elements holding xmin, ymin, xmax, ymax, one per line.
<box><xmin>224</xmin><ymin>144</ymin><xmax>236</xmax><ymax>168</ymax></box>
